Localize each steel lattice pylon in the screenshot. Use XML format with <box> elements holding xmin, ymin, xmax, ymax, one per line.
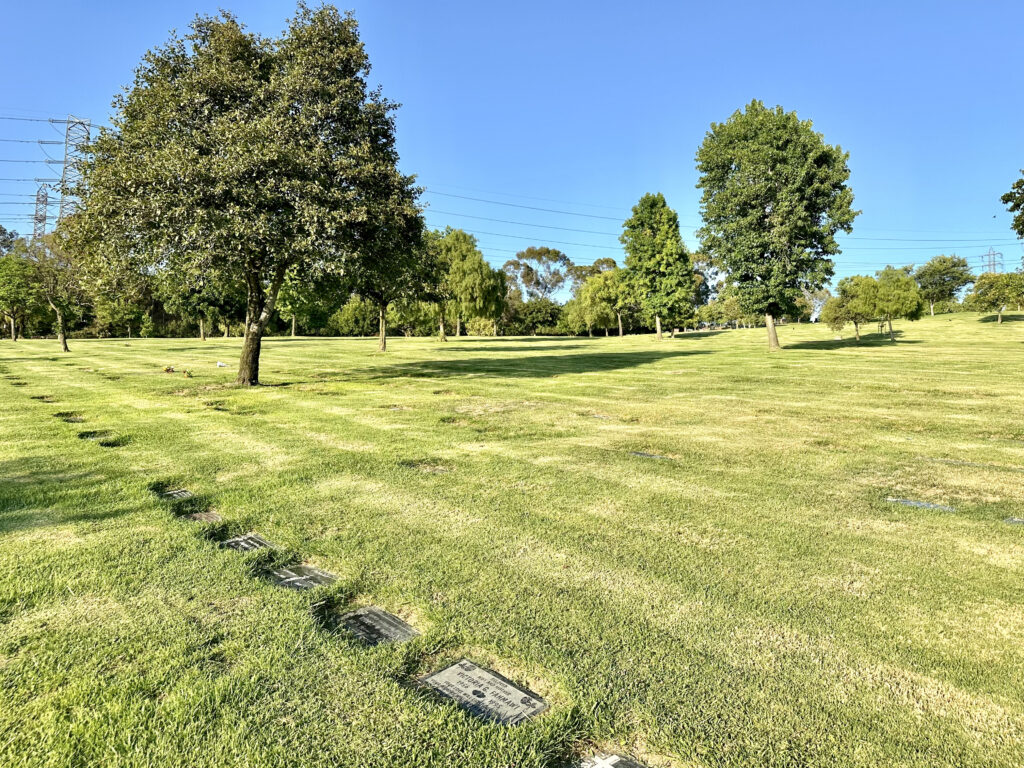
<box><xmin>32</xmin><ymin>186</ymin><xmax>49</xmax><ymax>240</ymax></box>
<box><xmin>57</xmin><ymin>115</ymin><xmax>90</xmax><ymax>221</ymax></box>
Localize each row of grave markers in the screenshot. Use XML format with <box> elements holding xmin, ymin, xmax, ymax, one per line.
<box><xmin>157</xmin><ymin>487</ymin><xmax>641</xmax><ymax>756</ymax></box>
<box><xmin>33</xmin><ymin>383</ymin><xmax>640</xmax><ymax>760</ymax></box>
<box><xmin>31</xmin><ymin>380</ymin><xmax>1022</xmax><ymax>765</ymax></box>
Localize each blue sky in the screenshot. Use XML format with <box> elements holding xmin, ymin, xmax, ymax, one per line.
<box><xmin>2</xmin><ymin>0</ymin><xmax>1022</xmax><ymax>285</ymax></box>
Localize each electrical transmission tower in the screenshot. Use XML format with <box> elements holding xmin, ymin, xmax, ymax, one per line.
<box><xmin>32</xmin><ymin>186</ymin><xmax>48</xmax><ymax>240</ymax></box>
<box><xmin>982</xmin><ymin>247</ymin><xmax>1004</xmax><ymax>273</ymax></box>
<box><xmin>57</xmin><ymin>115</ymin><xmax>90</xmax><ymax>221</ymax></box>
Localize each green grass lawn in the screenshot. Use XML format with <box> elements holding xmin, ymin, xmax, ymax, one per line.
<box><xmin>2</xmin><ymin>313</ymin><xmax>1023</xmax><ymax>767</ymax></box>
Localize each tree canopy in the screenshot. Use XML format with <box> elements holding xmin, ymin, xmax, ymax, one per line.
<box><xmin>64</xmin><ymin>4</ymin><xmax>421</xmax><ymax>382</ymax></box>
<box><xmin>875</xmin><ymin>266</ymin><xmax>924</xmax><ymax>340</ymax></box>
<box><xmin>968</xmin><ymin>272</ymin><xmax>1024</xmax><ymax>324</ymax></box>
<box><xmin>914</xmin><ymin>255</ymin><xmax>974</xmax><ymax>315</ymax></box>
<box><xmin>696</xmin><ymin>100</ymin><xmax>858</xmax><ymax>350</ymax></box>
<box><xmin>620</xmin><ymin>192</ymin><xmax>694</xmax><ymax>339</ymax></box>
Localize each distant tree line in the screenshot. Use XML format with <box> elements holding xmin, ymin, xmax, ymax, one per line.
<box><xmin>6</xmin><ymin>7</ymin><xmax>1024</xmax><ymax>382</ymax></box>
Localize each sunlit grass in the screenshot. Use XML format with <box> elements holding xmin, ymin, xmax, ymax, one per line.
<box><xmin>1</xmin><ymin>313</ymin><xmax>1023</xmax><ymax>767</ymax></box>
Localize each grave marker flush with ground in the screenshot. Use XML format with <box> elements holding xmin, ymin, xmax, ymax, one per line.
<box><xmin>339</xmin><ymin>606</ymin><xmax>418</xmax><ymax>645</ymax></box>
<box><xmin>581</xmin><ymin>755</ymin><xmax>649</xmax><ymax>768</ymax></box>
<box><xmin>266</xmin><ymin>564</ymin><xmax>337</xmax><ymax>590</ymax></box>
<box><xmin>221</xmin><ymin>533</ymin><xmax>274</xmax><ymax>552</ymax></box>
<box><xmin>420</xmin><ymin>659</ymin><xmax>547</xmax><ymax>725</ymax></box>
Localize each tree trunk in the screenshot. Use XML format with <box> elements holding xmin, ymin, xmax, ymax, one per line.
<box><xmin>617</xmin><ymin>311</ymin><xmax>623</xmax><ymax>337</ymax></box>
<box><xmin>605</xmin><ymin>327</ymin><xmax>609</xmax><ymax>337</ymax></box>
<box><xmin>127</xmin><ymin>324</ymin><xmax>132</xmax><ymax>339</ymax></box>
<box><xmin>455</xmin><ymin>316</ymin><xmax>461</xmax><ymax>337</ymax></box>
<box><xmin>929</xmin><ymin>301</ymin><xmax>935</xmax><ymax>316</ymax></box>
<box><xmin>378</xmin><ymin>305</ymin><xmax>388</xmax><ymax>351</ymax></box>
<box><xmin>493</xmin><ymin>319</ymin><xmax>498</xmax><ymax>336</ymax></box>
<box><xmin>655</xmin><ymin>315</ymin><xmax>662</xmax><ymax>340</ymax></box>
<box><xmin>438</xmin><ymin>309</ymin><xmax>448</xmax><ymax>342</ymax></box>
<box><xmin>291</xmin><ymin>315</ymin><xmax>297</xmax><ymax>337</ymax></box>
<box><xmin>887</xmin><ymin>317</ymin><xmax>895</xmax><ymax>341</ymax></box>
<box><xmin>765</xmin><ymin>313</ymin><xmax>780</xmax><ymax>351</ymax></box>
<box><xmin>48</xmin><ymin>300</ymin><xmax>70</xmax><ymax>352</ymax></box>
<box><xmin>199</xmin><ymin>317</ymin><xmax>206</xmax><ymax>341</ymax></box>
<box><xmin>671</xmin><ymin>327</ymin><xmax>678</xmax><ymax>338</ymax></box>
<box><xmin>9</xmin><ymin>316</ymin><xmax>14</xmax><ymax>342</ymax></box>
<box><xmin>223</xmin><ymin>323</ymin><xmax>229</xmax><ymax>338</ymax></box>
<box><xmin>998</xmin><ymin>309</ymin><xmax>1003</xmax><ymax>324</ymax></box>
<box><xmin>236</xmin><ymin>266</ymin><xmax>287</xmax><ymax>386</ymax></box>
<box><xmin>853</xmin><ymin>321</ymin><xmax>861</xmax><ymax>341</ymax></box>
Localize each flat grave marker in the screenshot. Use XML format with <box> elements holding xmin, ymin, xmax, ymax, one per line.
<box><xmin>581</xmin><ymin>755</ymin><xmax>649</xmax><ymax>768</ymax></box>
<box><xmin>221</xmin><ymin>533</ymin><xmax>274</xmax><ymax>552</ymax></box>
<box><xmin>630</xmin><ymin>451</ymin><xmax>673</xmax><ymax>461</ymax></box>
<box><xmin>1005</xmin><ymin>517</ymin><xmax>1024</xmax><ymax>525</ymax></box>
<box><xmin>339</xmin><ymin>606</ymin><xmax>418</xmax><ymax>645</ymax></box>
<box><xmin>160</xmin><ymin>488</ymin><xmax>194</xmax><ymax>501</ymax></box>
<box><xmin>54</xmin><ymin>412</ymin><xmax>84</xmax><ymax>423</ymax></box>
<box><xmin>266</xmin><ymin>564</ymin><xmax>337</xmax><ymax>590</ymax></box>
<box><xmin>186</xmin><ymin>510</ymin><xmax>222</xmax><ymax>523</ymax></box>
<box><xmin>78</xmin><ymin>430</ymin><xmax>113</xmax><ymax>442</ymax></box>
<box><xmin>420</xmin><ymin>659</ymin><xmax>547</xmax><ymax>725</ymax></box>
<box><xmin>885</xmin><ymin>497</ymin><xmax>955</xmax><ymax>512</ymax></box>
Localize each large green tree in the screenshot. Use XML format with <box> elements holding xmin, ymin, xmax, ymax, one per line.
<box><xmin>969</xmin><ymin>272</ymin><xmax>1024</xmax><ymax>324</ymax></box>
<box><xmin>620</xmin><ymin>193</ymin><xmax>694</xmax><ymax>339</ymax></box>
<box><xmin>914</xmin><ymin>255</ymin><xmax>974</xmax><ymax>316</ymax></box>
<box><xmin>696</xmin><ymin>100</ymin><xmax>858</xmax><ymax>350</ymax></box>
<box><xmin>836</xmin><ymin>274</ymin><xmax>879</xmax><ymax>341</ymax></box>
<box><xmin>0</xmin><ymin>243</ymin><xmax>37</xmax><ymax>341</ymax></box>
<box><xmin>875</xmin><ymin>266</ymin><xmax>924</xmax><ymax>341</ymax></box>
<box><xmin>65</xmin><ymin>6</ymin><xmax>420</xmax><ymax>383</ymax></box>
<box><xmin>503</xmin><ymin>246</ymin><xmax>572</xmax><ymax>300</ymax></box>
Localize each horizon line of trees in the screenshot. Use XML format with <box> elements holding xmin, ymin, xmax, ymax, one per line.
<box><xmin>5</xmin><ymin>7</ymin><xmax>1024</xmax><ymax>382</ymax></box>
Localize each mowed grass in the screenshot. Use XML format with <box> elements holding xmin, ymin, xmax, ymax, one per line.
<box><xmin>1</xmin><ymin>313</ymin><xmax>1023</xmax><ymax>768</ymax></box>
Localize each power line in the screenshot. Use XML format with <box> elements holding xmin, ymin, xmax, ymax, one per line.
<box><xmin>447</xmin><ymin>227</ymin><xmax>622</xmax><ymax>250</ymax></box>
<box><xmin>426</xmin><ymin>182</ymin><xmax>627</xmax><ymax>212</ymax></box>
<box><xmin>0</xmin><ymin>138</ymin><xmax>63</xmax><ymax>145</ymax></box>
<box><xmin>423</xmin><ymin>190</ymin><xmax>625</xmax><ymax>221</ymax></box>
<box><xmin>0</xmin><ymin>115</ymin><xmax>72</xmax><ymax>123</ymax></box>
<box><xmin>424</xmin><ymin>208</ymin><xmax>619</xmax><ymax>236</ymax></box>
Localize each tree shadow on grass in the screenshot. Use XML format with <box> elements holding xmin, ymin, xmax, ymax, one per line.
<box><xmin>784</xmin><ymin>331</ymin><xmax>923</xmax><ymax>351</ymax></box>
<box><xmin>977</xmin><ymin>313</ymin><xmax>1024</xmax><ymax>323</ymax></box>
<box><xmin>353</xmin><ymin>348</ymin><xmax>711</xmax><ymax>380</ymax></box>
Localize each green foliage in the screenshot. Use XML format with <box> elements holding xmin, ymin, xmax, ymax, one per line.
<box><xmin>914</xmin><ymin>255</ymin><xmax>974</xmax><ymax>312</ymax></box>
<box><xmin>573</xmin><ymin>270</ymin><xmax>620</xmax><ymax>334</ymax></box>
<box><xmin>505</xmin><ymin>297</ymin><xmax>562</xmax><ymax>335</ymax></box>
<box><xmin>1001</xmin><ymin>172</ymin><xmax>1024</xmax><ymax>238</ymax></box>
<box><xmin>696</xmin><ymin>100</ymin><xmax>858</xmax><ymax>332</ymax></box>
<box><xmin>0</xmin><ymin>243</ymin><xmax>37</xmax><ymax>338</ymax></box>
<box><xmin>818</xmin><ymin>296</ymin><xmax>850</xmax><ymax>333</ymax></box>
<box><xmin>620</xmin><ymin>193</ymin><xmax>694</xmax><ymax>330</ymax></box>
<box><xmin>503</xmin><ymin>246</ymin><xmax>571</xmax><ymax>300</ymax></box>
<box><xmin>327</xmin><ymin>296</ymin><xmax>378</xmax><ymax>336</ymax></box>
<box><xmin>968</xmin><ymin>272</ymin><xmax>1024</xmax><ymax>322</ymax></box>
<box><xmin>566</xmin><ymin>257</ymin><xmax>617</xmax><ymax>296</ymax></box>
<box><xmin>0</xmin><ymin>225</ymin><xmax>17</xmax><ymax>255</ymax></box>
<box><xmin>875</xmin><ymin>266</ymin><xmax>925</xmax><ymax>338</ymax></box>
<box><xmin>66</xmin><ymin>5</ymin><xmax>421</xmax><ymax>380</ymax></box>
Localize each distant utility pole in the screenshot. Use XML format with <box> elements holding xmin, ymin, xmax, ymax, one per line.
<box><xmin>32</xmin><ymin>186</ymin><xmax>48</xmax><ymax>239</ymax></box>
<box><xmin>57</xmin><ymin>115</ymin><xmax>90</xmax><ymax>221</ymax></box>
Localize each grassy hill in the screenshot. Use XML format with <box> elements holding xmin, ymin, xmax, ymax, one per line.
<box><xmin>1</xmin><ymin>313</ymin><xmax>1022</xmax><ymax>767</ymax></box>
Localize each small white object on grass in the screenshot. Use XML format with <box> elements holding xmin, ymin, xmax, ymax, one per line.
<box><xmin>216</xmin><ymin>361</ymin><xmax>227</xmax><ymax>367</ymax></box>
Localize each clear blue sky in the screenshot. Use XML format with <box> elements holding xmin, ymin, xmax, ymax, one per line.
<box><xmin>2</xmin><ymin>0</ymin><xmax>1023</xmax><ymax>284</ymax></box>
